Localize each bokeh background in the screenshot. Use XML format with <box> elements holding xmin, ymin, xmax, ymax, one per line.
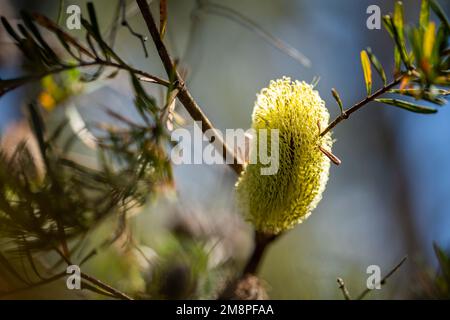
<box><xmin>0</xmin><ymin>0</ymin><xmax>449</xmax><ymax>299</ymax></box>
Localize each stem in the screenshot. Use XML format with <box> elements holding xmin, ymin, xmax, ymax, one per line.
<box><xmin>81</xmin><ymin>272</ymin><xmax>133</xmax><ymax>300</ymax></box>
<box><xmin>337</xmin><ymin>278</ymin><xmax>352</xmax><ymax>300</ymax></box>
<box><xmin>356</xmin><ymin>255</ymin><xmax>407</xmax><ymax>300</ymax></box>
<box><xmin>320</xmin><ymin>75</ymin><xmax>404</xmax><ymax>136</ymax></box>
<box><xmin>1</xmin><ymin>60</ymin><xmax>170</xmax><ymax>98</ymax></box>
<box><xmin>136</xmin><ymin>0</ymin><xmax>244</xmax><ymax>175</ymax></box>
<box><xmin>242</xmin><ymin>232</ymin><xmax>277</xmax><ymax>275</ymax></box>
<box><xmin>54</xmin><ymin>248</ymin><xmax>133</xmax><ymax>300</ymax></box>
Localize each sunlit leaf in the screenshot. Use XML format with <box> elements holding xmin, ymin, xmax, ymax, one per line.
<box><xmin>423</xmin><ymin>22</ymin><xmax>436</xmax><ymax>59</ymax></box>
<box><xmin>360</xmin><ymin>50</ymin><xmax>372</xmax><ymax>95</ymax></box>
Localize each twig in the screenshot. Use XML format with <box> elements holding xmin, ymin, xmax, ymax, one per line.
<box><xmin>1</xmin><ymin>60</ymin><xmax>170</xmax><ymax>98</ymax></box>
<box><xmin>356</xmin><ymin>255</ymin><xmax>408</xmax><ymax>300</ymax></box>
<box><xmin>320</xmin><ymin>75</ymin><xmax>405</xmax><ymax>136</ymax></box>
<box><xmin>337</xmin><ymin>277</ymin><xmax>352</xmax><ymax>300</ymax></box>
<box><xmin>119</xmin><ymin>0</ymin><xmax>149</xmax><ymax>57</ymax></box>
<box><xmin>136</xmin><ymin>0</ymin><xmax>243</xmax><ymax>175</ymax></box>
<box><xmin>81</xmin><ymin>272</ymin><xmax>133</xmax><ymax>300</ymax></box>
<box><xmin>53</xmin><ymin>247</ymin><xmax>133</xmax><ymax>300</ymax></box>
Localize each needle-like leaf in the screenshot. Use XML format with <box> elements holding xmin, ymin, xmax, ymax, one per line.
<box><xmin>375</xmin><ymin>98</ymin><xmax>437</xmax><ymax>113</ymax></box>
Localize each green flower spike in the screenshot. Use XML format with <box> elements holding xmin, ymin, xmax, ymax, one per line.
<box><xmin>236</xmin><ymin>77</ymin><xmax>333</xmax><ymax>235</ymax></box>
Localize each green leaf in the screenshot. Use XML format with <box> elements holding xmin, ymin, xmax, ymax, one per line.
<box><xmin>433</xmin><ymin>242</ymin><xmax>450</xmax><ymax>282</ymax></box>
<box><xmin>331</xmin><ymin>88</ymin><xmax>344</xmax><ymax>114</ymax></box>
<box><xmin>130</xmin><ymin>72</ymin><xmax>158</xmax><ymax>119</ymax></box>
<box><xmin>393</xmin><ymin>2</ymin><xmax>410</xmax><ymax>68</ymax></box>
<box><xmin>389</xmin><ymin>88</ymin><xmax>448</xmax><ymax>105</ymax></box>
<box><xmin>394</xmin><ymin>47</ymin><xmax>402</xmax><ymax>74</ymax></box>
<box><xmin>409</xmin><ymin>28</ymin><xmax>423</xmax><ymax>66</ymax></box>
<box><xmin>360</xmin><ymin>50</ymin><xmax>372</xmax><ymax>95</ymax></box>
<box><xmin>382</xmin><ymin>15</ymin><xmax>394</xmax><ymax>38</ymax></box>
<box><xmin>430</xmin><ymin>0</ymin><xmax>450</xmax><ymax>33</ymax></box>
<box><xmin>419</xmin><ymin>0</ymin><xmax>430</xmax><ymax>31</ymax></box>
<box><xmin>160</xmin><ymin>0</ymin><xmax>168</xmax><ymax>38</ymax></box>
<box><xmin>382</xmin><ymin>15</ymin><xmax>404</xmax><ymax>72</ymax></box>
<box><xmin>393</xmin><ymin>2</ymin><xmax>405</xmax><ymax>45</ymax></box>
<box><xmin>366</xmin><ymin>48</ymin><xmax>387</xmax><ymax>85</ymax></box>
<box><xmin>375</xmin><ymin>98</ymin><xmax>437</xmax><ymax>113</ymax></box>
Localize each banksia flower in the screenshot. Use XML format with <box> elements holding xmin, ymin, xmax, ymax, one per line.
<box><xmin>235</xmin><ymin>77</ymin><xmax>333</xmax><ymax>234</ymax></box>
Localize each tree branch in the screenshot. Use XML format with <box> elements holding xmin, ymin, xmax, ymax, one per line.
<box><xmin>320</xmin><ymin>75</ymin><xmax>405</xmax><ymax>136</ymax></box>
<box><xmin>136</xmin><ymin>0</ymin><xmax>243</xmax><ymax>174</ymax></box>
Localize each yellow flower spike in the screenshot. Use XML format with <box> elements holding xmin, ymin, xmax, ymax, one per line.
<box><xmin>235</xmin><ymin>77</ymin><xmax>333</xmax><ymax>235</ymax></box>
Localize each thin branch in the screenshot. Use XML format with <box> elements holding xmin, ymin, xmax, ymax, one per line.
<box><xmin>337</xmin><ymin>277</ymin><xmax>352</xmax><ymax>300</ymax></box>
<box><xmin>1</xmin><ymin>59</ymin><xmax>170</xmax><ymax>98</ymax></box>
<box><xmin>320</xmin><ymin>75</ymin><xmax>405</xmax><ymax>136</ymax></box>
<box><xmin>356</xmin><ymin>255</ymin><xmax>408</xmax><ymax>300</ymax></box>
<box><xmin>120</xmin><ymin>0</ymin><xmax>149</xmax><ymax>57</ymax></box>
<box><xmin>53</xmin><ymin>247</ymin><xmax>133</xmax><ymax>300</ymax></box>
<box><xmin>136</xmin><ymin>0</ymin><xmax>243</xmax><ymax>175</ymax></box>
<box><xmin>81</xmin><ymin>280</ymin><xmax>118</xmax><ymax>299</ymax></box>
<box><xmin>81</xmin><ymin>272</ymin><xmax>133</xmax><ymax>300</ymax></box>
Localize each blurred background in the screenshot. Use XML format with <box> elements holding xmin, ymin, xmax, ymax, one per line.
<box><xmin>0</xmin><ymin>0</ymin><xmax>449</xmax><ymax>299</ymax></box>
